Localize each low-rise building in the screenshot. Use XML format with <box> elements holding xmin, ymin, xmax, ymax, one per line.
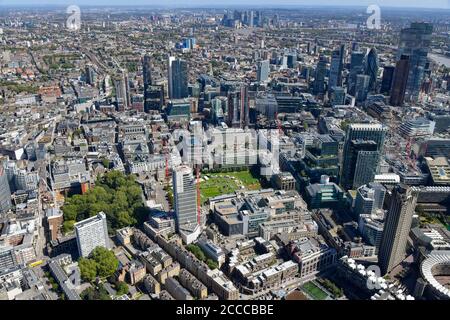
<box><xmin>165</xmin><ymin>277</ymin><xmax>193</xmax><ymax>300</ymax></box>
<box><xmin>127</xmin><ymin>260</ymin><xmax>146</xmax><ymax>285</ymax></box>
<box><xmin>143</xmin><ymin>214</ymin><xmax>176</xmax><ymax>239</ymax></box>
<box><xmin>158</xmin><ymin>290</ymin><xmax>174</xmax><ymax>300</ymax></box>
<box><xmin>157</xmin><ymin>262</ymin><xmax>180</xmax><ymax>285</ymax></box>
<box><xmin>288</xmin><ymin>237</ymin><xmax>337</xmax><ymax>279</ymax></box>
<box><xmin>207</xmin><ymin>269</ymin><xmax>239</xmax><ymax>300</ymax></box>
<box><xmin>271</xmin><ymin>172</ymin><xmax>296</xmax><ymax>191</ymax></box>
<box><xmin>425</xmin><ymin>157</ymin><xmax>450</xmax><ymax>186</ymax></box>
<box><xmin>179</xmin><ymin>268</ymin><xmax>208</xmax><ymax>299</ymax></box>
<box><xmin>259</xmin><ymin>218</ymin><xmax>318</xmax><ymax>241</ymax></box>
<box><xmin>305</xmin><ymin>177</ymin><xmax>344</xmax><ymax>209</ymax></box>
<box><xmin>48</xmin><ymin>260</ymin><xmax>80</xmax><ymax>300</ymax></box>
<box><xmin>143</xmin><ymin>274</ymin><xmax>161</xmax><ymax>294</ymax></box>
<box><xmin>197</xmin><ymin>237</ymin><xmax>226</xmax><ymax>267</ymax></box>
<box><xmin>138</xmin><ymin>251</ymin><xmax>162</xmax><ymax>276</ymax></box>
<box><xmin>116</xmin><ymin>227</ymin><xmax>133</xmax><ymax>246</ymax></box>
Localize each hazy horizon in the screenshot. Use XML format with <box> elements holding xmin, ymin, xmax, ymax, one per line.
<box><xmin>1</xmin><ymin>0</ymin><xmax>450</xmax><ymax>10</ymax></box>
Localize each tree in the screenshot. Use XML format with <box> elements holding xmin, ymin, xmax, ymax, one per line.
<box><xmin>81</xmin><ymin>285</ymin><xmax>111</xmax><ymax>300</ymax></box>
<box><xmin>319</xmin><ymin>279</ymin><xmax>343</xmax><ymax>298</ymax></box>
<box><xmin>90</xmin><ymin>247</ymin><xmax>119</xmax><ymax>278</ymax></box>
<box><xmin>62</xmin><ymin>220</ymin><xmax>75</xmax><ymax>234</ymax></box>
<box><xmin>61</xmin><ymin>171</ymin><xmax>145</xmax><ymax>233</ymax></box>
<box><xmin>206</xmin><ymin>259</ymin><xmax>218</xmax><ymax>270</ymax></box>
<box><xmin>186</xmin><ymin>244</ymin><xmax>206</xmax><ymax>262</ymax></box>
<box><xmin>116</xmin><ymin>210</ymin><xmax>134</xmax><ymax>229</ymax></box>
<box><xmin>101</xmin><ymin>158</ymin><xmax>110</xmax><ymax>169</ymax></box>
<box><xmin>303</xmin><ymin>122</ymin><xmax>309</xmax><ymax>130</ymax></box>
<box><xmin>116</xmin><ymin>281</ymin><xmax>129</xmax><ymax>296</ymax></box>
<box><xmin>79</xmin><ymin>258</ymin><xmax>98</xmax><ymax>282</ymax></box>
<box><xmin>133</xmin><ymin>206</ymin><xmax>150</xmax><ymax>227</ymax></box>
<box><xmin>340</xmin><ymin>120</ymin><xmax>350</xmax><ymax>131</ymax></box>
<box><xmin>166</xmin><ymin>189</ymin><xmax>174</xmax><ymax>207</ymax></box>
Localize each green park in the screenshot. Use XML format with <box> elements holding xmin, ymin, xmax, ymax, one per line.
<box><xmin>199</xmin><ymin>170</ymin><xmax>262</xmax><ymax>203</ymax></box>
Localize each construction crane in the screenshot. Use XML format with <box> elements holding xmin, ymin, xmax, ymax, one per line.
<box><xmin>161</xmin><ymin>136</ymin><xmax>171</xmax><ymax>188</ymax></box>
<box><xmin>275</xmin><ymin>112</ymin><xmax>283</xmax><ymax>135</ymax></box>
<box><xmin>405</xmin><ymin>137</ymin><xmax>418</xmax><ymax>171</ymax></box>
<box><xmin>39</xmin><ymin>176</ymin><xmax>57</xmax><ymax>208</ymax></box>
<box><xmin>386</xmin><ymin>116</ymin><xmax>401</xmax><ymax>160</ymax></box>
<box><xmin>196</xmin><ymin>167</ymin><xmax>201</xmax><ymax>226</ymax></box>
<box><xmin>165</xmin><ymin>153</ymin><xmax>170</xmax><ymax>188</ymax></box>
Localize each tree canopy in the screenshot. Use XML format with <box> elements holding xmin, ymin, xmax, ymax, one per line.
<box><xmin>206</xmin><ymin>259</ymin><xmax>218</xmax><ymax>270</ymax></box>
<box><xmin>116</xmin><ymin>281</ymin><xmax>129</xmax><ymax>296</ymax></box>
<box><xmin>186</xmin><ymin>244</ymin><xmax>206</xmax><ymax>262</ymax></box>
<box><xmin>78</xmin><ymin>247</ymin><xmax>119</xmax><ymax>282</ymax></box>
<box><xmin>186</xmin><ymin>244</ymin><xmax>218</xmax><ymax>270</ymax></box>
<box><xmin>80</xmin><ymin>284</ymin><xmax>111</xmax><ymax>300</ymax></box>
<box><xmin>79</xmin><ymin>257</ymin><xmax>98</xmax><ymax>282</ymax></box>
<box><xmin>62</xmin><ymin>171</ymin><xmax>148</xmax><ymax>233</ymax></box>
<box><xmin>91</xmin><ymin>247</ymin><xmax>119</xmax><ymax>278</ymax></box>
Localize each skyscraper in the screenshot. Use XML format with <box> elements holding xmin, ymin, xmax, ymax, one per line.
<box><xmin>348</xmin><ymin>51</ymin><xmax>366</xmax><ymax>96</ymax></box>
<box><xmin>228</xmin><ymin>91</ymin><xmax>241</xmax><ymax>128</ymax></box>
<box><xmin>286</xmin><ymin>53</ymin><xmax>297</xmax><ymax>69</ymax></box>
<box><xmin>341</xmin><ymin>139</ymin><xmax>380</xmax><ymax>190</ymax></box>
<box><xmin>85</xmin><ymin>65</ymin><xmax>96</xmax><ymax>86</ymax></box>
<box><xmin>351</xmin><ymin>141</ymin><xmax>380</xmax><ymax>189</ymax></box>
<box><xmin>378</xmin><ymin>185</ymin><xmax>418</xmax><ymax>275</ymax></box>
<box><xmin>167</xmin><ymin>57</ymin><xmax>175</xmax><ymax>99</ymax></box>
<box><xmin>182</xmin><ymin>37</ymin><xmax>196</xmax><ymax>50</ymax></box>
<box><xmin>211</xmin><ymin>96</ymin><xmax>228</xmax><ymax>125</ymax></box>
<box><xmin>340</xmin><ymin>123</ymin><xmax>387</xmax><ymax>190</ymax></box>
<box><xmin>355</xmin><ymin>74</ymin><xmax>371</xmax><ymax>103</ymax></box>
<box><xmin>257</xmin><ymin>60</ymin><xmax>270</xmax><ymax>82</ymax></box>
<box><xmin>329</xmin><ymin>86</ymin><xmax>346</xmax><ymax>106</ymax></box>
<box><xmin>74</xmin><ymin>212</ymin><xmax>110</xmax><ymax>258</ymax></box>
<box><xmin>144</xmin><ymin>85</ymin><xmax>164</xmax><ymax>112</ymax></box>
<box><xmin>380</xmin><ymin>65</ymin><xmax>395</xmax><ymax>95</ymax></box>
<box><xmin>313</xmin><ymin>55</ymin><xmax>327</xmax><ymax>96</ymax></box>
<box><xmin>329</xmin><ymin>44</ymin><xmax>345</xmax><ymax>89</ymax></box>
<box><xmin>355</xmin><ymin>182</ymin><xmax>386</xmax><ymax>218</ymax></box>
<box><xmin>248</xmin><ymin>10</ymin><xmax>254</xmax><ymax>27</ymax></box>
<box><xmin>239</xmin><ymin>85</ymin><xmax>250</xmax><ymax>128</ymax></box>
<box><xmin>397</xmin><ymin>22</ymin><xmax>433</xmax><ymax>102</ymax></box>
<box><xmin>390</xmin><ymin>55</ymin><xmax>410</xmax><ymax>106</ymax></box>
<box><xmin>365</xmin><ymin>48</ymin><xmax>379</xmax><ymax>92</ymax></box>
<box><xmin>114</xmin><ymin>73</ymin><xmax>129</xmax><ymax>112</ymax></box>
<box><xmin>168</xmin><ymin>57</ymin><xmax>189</xmax><ymax>99</ymax></box>
<box><xmin>255</xmin><ymin>10</ymin><xmax>264</xmax><ymax>27</ymax></box>
<box><xmin>173</xmin><ymin>165</ymin><xmax>198</xmax><ymax>229</ymax></box>
<box><xmin>143</xmin><ymin>54</ymin><xmax>153</xmax><ymax>111</ymax></box>
<box><xmin>0</xmin><ymin>166</ymin><xmax>12</xmax><ymax>215</ymax></box>
<box><xmin>143</xmin><ymin>55</ymin><xmax>152</xmax><ymax>87</ymax></box>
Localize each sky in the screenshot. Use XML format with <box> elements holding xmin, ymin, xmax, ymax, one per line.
<box><xmin>1</xmin><ymin>0</ymin><xmax>450</xmax><ymax>9</ymax></box>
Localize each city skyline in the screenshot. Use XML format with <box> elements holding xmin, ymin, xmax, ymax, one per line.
<box><xmin>1</xmin><ymin>0</ymin><xmax>450</xmax><ymax>9</ymax></box>
<box><xmin>0</xmin><ymin>3</ymin><xmax>449</xmax><ymax>305</ymax></box>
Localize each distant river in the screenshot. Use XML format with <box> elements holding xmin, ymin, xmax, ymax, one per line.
<box><xmin>429</xmin><ymin>53</ymin><xmax>450</xmax><ymax>67</ymax></box>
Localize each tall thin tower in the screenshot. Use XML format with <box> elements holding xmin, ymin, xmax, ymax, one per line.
<box><xmin>378</xmin><ymin>184</ymin><xmax>418</xmax><ymax>275</ymax></box>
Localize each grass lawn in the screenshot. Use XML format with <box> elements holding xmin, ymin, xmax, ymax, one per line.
<box><xmin>212</xmin><ymin>171</ymin><xmax>261</xmax><ymax>190</ymax></box>
<box><xmin>166</xmin><ymin>170</ymin><xmax>264</xmax><ymax>205</ymax></box>
<box><xmin>301</xmin><ymin>282</ymin><xmax>328</xmax><ymax>300</ymax></box>
<box><xmin>419</xmin><ymin>215</ymin><xmax>448</xmax><ymax>229</ymax></box>
<box><xmin>200</xmin><ymin>178</ymin><xmax>239</xmax><ymax>201</ymax></box>
<box><xmin>200</xmin><ymin>170</ymin><xmax>262</xmax><ymax>203</ymax></box>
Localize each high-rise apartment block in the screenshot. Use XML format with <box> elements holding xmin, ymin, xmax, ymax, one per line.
<box><xmin>378</xmin><ymin>185</ymin><xmax>418</xmax><ymax>275</ymax></box>
<box><xmin>74</xmin><ymin>212</ymin><xmax>110</xmax><ymax>258</ymax></box>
